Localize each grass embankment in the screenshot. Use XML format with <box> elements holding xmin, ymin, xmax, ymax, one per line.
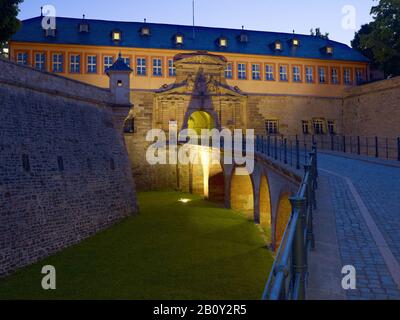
<box><xmin>0</xmin><ymin>192</ymin><xmax>273</xmax><ymax>300</ymax></box>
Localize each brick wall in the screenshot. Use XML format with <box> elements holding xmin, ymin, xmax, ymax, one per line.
<box><xmin>0</xmin><ymin>59</ymin><xmax>137</xmax><ymax>277</ymax></box>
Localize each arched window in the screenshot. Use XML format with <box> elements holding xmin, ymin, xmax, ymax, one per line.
<box><xmin>124</xmin><ymin>118</ymin><xmax>135</xmax><ymax>133</ymax></box>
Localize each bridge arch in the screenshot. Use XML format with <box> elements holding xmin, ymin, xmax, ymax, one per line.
<box><xmin>230</xmin><ymin>166</ymin><xmax>255</xmax><ymax>220</ymax></box>
<box><xmin>274</xmin><ymin>191</ymin><xmax>292</xmax><ymax>251</ymax></box>
<box><xmin>259</xmin><ymin>174</ymin><xmax>272</xmax><ymax>239</ymax></box>
<box><xmin>208</xmin><ymin>161</ymin><xmax>225</xmax><ymax>203</ymax></box>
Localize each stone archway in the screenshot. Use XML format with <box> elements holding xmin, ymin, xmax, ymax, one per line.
<box><xmin>208</xmin><ymin>161</ymin><xmax>225</xmax><ymax>203</ymax></box>
<box><xmin>230</xmin><ymin>167</ymin><xmax>254</xmax><ymax>220</ymax></box>
<box><xmin>275</xmin><ymin>193</ymin><xmax>292</xmax><ymax>250</ymax></box>
<box><xmin>188</xmin><ymin>111</ymin><xmax>215</xmax><ymax>135</ymax></box>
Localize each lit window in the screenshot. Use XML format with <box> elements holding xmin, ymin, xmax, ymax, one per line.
<box><xmin>87</xmin><ymin>55</ymin><xmax>97</xmax><ymax>73</ymax></box>
<box><xmin>331</xmin><ymin>67</ymin><xmax>339</xmax><ymax>84</ymax></box>
<box><xmin>279</xmin><ymin>65</ymin><xmax>288</xmax><ymax>81</ymax></box>
<box><xmin>293</xmin><ymin>66</ymin><xmax>301</xmax><ymax>82</ymax></box>
<box><xmin>141</xmin><ymin>27</ymin><xmax>150</xmax><ymax>36</ymax></box>
<box><xmin>275</xmin><ymin>42</ymin><xmax>282</xmax><ymax>51</ymax></box>
<box><xmin>356</xmin><ymin>69</ymin><xmax>364</xmax><ymax>84</ymax></box>
<box><xmin>117</xmin><ymin>80</ymin><xmax>123</xmax><ymax>87</ymax></box>
<box><xmin>265</xmin><ymin>64</ymin><xmax>274</xmax><ymax>81</ymax></box>
<box><xmin>175</xmin><ymin>35</ymin><xmax>184</xmax><ymax>45</ymax></box>
<box><xmin>153</xmin><ymin>58</ymin><xmax>162</xmax><ymax>77</ymax></box>
<box><xmin>219</xmin><ymin>38</ymin><xmax>228</xmax><ymax>48</ymax></box>
<box><xmin>302</xmin><ymin>121</ymin><xmax>310</xmax><ymax>135</ymax></box>
<box><xmin>318</xmin><ymin>67</ymin><xmax>326</xmax><ymax>84</ymax></box>
<box><xmin>344</xmin><ymin>68</ymin><xmax>352</xmax><ymax>85</ymax></box>
<box><xmin>328</xmin><ymin>120</ymin><xmax>336</xmax><ymax>135</ymax></box>
<box><xmin>137</xmin><ymin>57</ymin><xmax>147</xmax><ymax>76</ymax></box>
<box><xmin>17</xmin><ymin>52</ymin><xmax>28</xmax><ymax>65</ymax></box>
<box><xmin>52</xmin><ymin>53</ymin><xmax>63</xmax><ymax>73</ymax></box>
<box><xmin>326</xmin><ymin>46</ymin><xmax>334</xmax><ymax>55</ymax></box>
<box><xmin>168</xmin><ymin>59</ymin><xmax>176</xmax><ymax>77</ymax></box>
<box><xmin>292</xmin><ymin>39</ymin><xmax>300</xmax><ymax>47</ymax></box>
<box><xmin>313</xmin><ymin>119</ymin><xmax>325</xmax><ymax>135</ymax></box>
<box><xmin>104</xmin><ymin>56</ymin><xmax>114</xmax><ymax>72</ymax></box>
<box><xmin>305</xmin><ymin>66</ymin><xmax>314</xmax><ymax>83</ymax></box>
<box><xmin>35</xmin><ymin>52</ymin><xmax>46</xmax><ymax>71</ymax></box>
<box><xmin>112</xmin><ymin>31</ymin><xmax>121</xmax><ymax>41</ymax></box>
<box><xmin>70</xmin><ymin>54</ymin><xmax>80</xmax><ymax>73</ymax></box>
<box><xmin>252</xmin><ymin>64</ymin><xmax>261</xmax><ymax>80</ymax></box>
<box><xmin>225</xmin><ymin>62</ymin><xmax>233</xmax><ymax>79</ymax></box>
<box><xmin>237</xmin><ymin>63</ymin><xmax>246</xmax><ymax>80</ymax></box>
<box><xmin>266</xmin><ymin>120</ymin><xmax>279</xmax><ymax>135</ymax></box>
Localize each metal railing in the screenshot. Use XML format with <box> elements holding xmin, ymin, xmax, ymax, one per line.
<box><xmin>259</xmin><ymin>141</ymin><xmax>318</xmax><ymax>300</ymax></box>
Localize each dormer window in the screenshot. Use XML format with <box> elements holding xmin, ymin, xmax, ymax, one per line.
<box><xmin>140</xmin><ymin>26</ymin><xmax>151</xmax><ymax>36</ymax></box>
<box><xmin>326</xmin><ymin>46</ymin><xmax>334</xmax><ymax>55</ymax></box>
<box><xmin>292</xmin><ymin>38</ymin><xmax>300</xmax><ymax>47</ymax></box>
<box><xmin>112</xmin><ymin>31</ymin><xmax>121</xmax><ymax>42</ymax></box>
<box><xmin>219</xmin><ymin>37</ymin><xmax>228</xmax><ymax>48</ymax></box>
<box><xmin>175</xmin><ymin>34</ymin><xmax>184</xmax><ymax>45</ymax></box>
<box><xmin>239</xmin><ymin>33</ymin><xmax>248</xmax><ymax>43</ymax></box>
<box><xmin>79</xmin><ymin>23</ymin><xmax>89</xmax><ymax>33</ymax></box>
<box><xmin>274</xmin><ymin>41</ymin><xmax>282</xmax><ymax>51</ymax></box>
<box><xmin>45</xmin><ymin>28</ymin><xmax>56</xmax><ymax>37</ymax></box>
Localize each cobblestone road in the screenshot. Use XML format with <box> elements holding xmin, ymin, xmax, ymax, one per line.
<box><xmin>319</xmin><ymin>154</ymin><xmax>400</xmax><ymax>300</ymax></box>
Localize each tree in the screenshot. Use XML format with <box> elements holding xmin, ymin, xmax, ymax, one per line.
<box><xmin>352</xmin><ymin>0</ymin><xmax>400</xmax><ymax>77</ymax></box>
<box><xmin>310</xmin><ymin>28</ymin><xmax>329</xmax><ymax>39</ymax></box>
<box><xmin>0</xmin><ymin>0</ymin><xmax>23</xmax><ymax>50</ymax></box>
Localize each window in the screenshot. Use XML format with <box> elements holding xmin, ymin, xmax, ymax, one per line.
<box><xmin>175</xmin><ymin>35</ymin><xmax>184</xmax><ymax>45</ymax></box>
<box><xmin>104</xmin><ymin>56</ymin><xmax>114</xmax><ymax>72</ymax></box>
<box><xmin>328</xmin><ymin>120</ymin><xmax>336</xmax><ymax>135</ymax></box>
<box><xmin>238</xmin><ymin>63</ymin><xmax>246</xmax><ymax>80</ymax></box>
<box><xmin>69</xmin><ymin>54</ymin><xmax>80</xmax><ymax>73</ymax></box>
<box><xmin>344</xmin><ymin>68</ymin><xmax>352</xmax><ymax>85</ymax></box>
<box><xmin>87</xmin><ymin>55</ymin><xmax>97</xmax><ymax>73</ymax></box>
<box><xmin>313</xmin><ymin>119</ymin><xmax>325</xmax><ymax>135</ymax></box>
<box><xmin>279</xmin><ymin>65</ymin><xmax>288</xmax><ymax>81</ymax></box>
<box><xmin>124</xmin><ymin>118</ymin><xmax>135</xmax><ymax>133</ymax></box>
<box><xmin>252</xmin><ymin>64</ymin><xmax>261</xmax><ymax>80</ymax></box>
<box><xmin>331</xmin><ymin>67</ymin><xmax>339</xmax><ymax>84</ymax></box>
<box><xmin>318</xmin><ymin>67</ymin><xmax>327</xmax><ymax>84</ymax></box>
<box><xmin>302</xmin><ymin>121</ymin><xmax>311</xmax><ymax>135</ymax></box>
<box><xmin>140</xmin><ymin>27</ymin><xmax>150</xmax><ymax>36</ymax></box>
<box><xmin>137</xmin><ymin>57</ymin><xmax>147</xmax><ymax>76</ymax></box>
<box><xmin>225</xmin><ymin>62</ymin><xmax>233</xmax><ymax>79</ymax></box>
<box><xmin>305</xmin><ymin>66</ymin><xmax>314</xmax><ymax>83</ymax></box>
<box><xmin>122</xmin><ymin>57</ymin><xmax>131</xmax><ymax>68</ymax></box>
<box><xmin>112</xmin><ymin>31</ymin><xmax>121</xmax><ymax>41</ymax></box>
<box><xmin>356</xmin><ymin>69</ymin><xmax>364</xmax><ymax>84</ymax></box>
<box><xmin>153</xmin><ymin>58</ymin><xmax>162</xmax><ymax>77</ymax></box>
<box><xmin>168</xmin><ymin>59</ymin><xmax>176</xmax><ymax>77</ymax></box>
<box><xmin>293</xmin><ymin>66</ymin><xmax>301</xmax><ymax>82</ymax></box>
<box><xmin>265</xmin><ymin>64</ymin><xmax>274</xmax><ymax>81</ymax></box>
<box><xmin>266</xmin><ymin>120</ymin><xmax>279</xmax><ymax>135</ymax></box>
<box><xmin>219</xmin><ymin>38</ymin><xmax>228</xmax><ymax>48</ymax></box>
<box><xmin>274</xmin><ymin>42</ymin><xmax>282</xmax><ymax>51</ymax></box>
<box><xmin>52</xmin><ymin>53</ymin><xmax>63</xmax><ymax>73</ymax></box>
<box><xmin>326</xmin><ymin>46</ymin><xmax>334</xmax><ymax>55</ymax></box>
<box><xmin>292</xmin><ymin>39</ymin><xmax>300</xmax><ymax>47</ymax></box>
<box><xmin>17</xmin><ymin>52</ymin><xmax>28</xmax><ymax>65</ymax></box>
<box><xmin>35</xmin><ymin>52</ymin><xmax>46</xmax><ymax>71</ymax></box>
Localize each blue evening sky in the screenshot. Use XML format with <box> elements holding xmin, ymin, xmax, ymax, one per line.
<box><xmin>18</xmin><ymin>0</ymin><xmax>376</xmax><ymax>45</ymax></box>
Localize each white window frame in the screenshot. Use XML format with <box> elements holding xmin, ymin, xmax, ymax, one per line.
<box><xmin>327</xmin><ymin>120</ymin><xmax>336</xmax><ymax>135</ymax></box>
<box><xmin>279</xmin><ymin>65</ymin><xmax>288</xmax><ymax>81</ymax></box>
<box><xmin>168</xmin><ymin>59</ymin><xmax>176</xmax><ymax>77</ymax></box>
<box><xmin>319</xmin><ymin>67</ymin><xmax>326</xmax><ymax>83</ymax></box>
<box><xmin>293</xmin><ymin>66</ymin><xmax>301</xmax><ymax>82</ymax></box>
<box><xmin>70</xmin><ymin>54</ymin><xmax>80</xmax><ymax>73</ymax></box>
<box><xmin>266</xmin><ymin>120</ymin><xmax>279</xmax><ymax>135</ymax></box>
<box><xmin>137</xmin><ymin>57</ymin><xmax>147</xmax><ymax>76</ymax></box>
<box><xmin>306</xmin><ymin>66</ymin><xmax>313</xmax><ymax>83</ymax></box>
<box><xmin>122</xmin><ymin>57</ymin><xmax>130</xmax><ymax>68</ymax></box>
<box><xmin>302</xmin><ymin>121</ymin><xmax>310</xmax><ymax>135</ymax></box>
<box><xmin>225</xmin><ymin>63</ymin><xmax>233</xmax><ymax>79</ymax></box>
<box><xmin>252</xmin><ymin>64</ymin><xmax>261</xmax><ymax>80</ymax></box>
<box><xmin>52</xmin><ymin>53</ymin><xmax>63</xmax><ymax>73</ymax></box>
<box><xmin>265</xmin><ymin>64</ymin><xmax>274</xmax><ymax>81</ymax></box>
<box><xmin>104</xmin><ymin>56</ymin><xmax>113</xmax><ymax>72</ymax></box>
<box><xmin>313</xmin><ymin>119</ymin><xmax>325</xmax><ymax>135</ymax></box>
<box><xmin>344</xmin><ymin>68</ymin><xmax>352</xmax><ymax>85</ymax></box>
<box><xmin>153</xmin><ymin>58</ymin><xmax>162</xmax><ymax>77</ymax></box>
<box><xmin>35</xmin><ymin>52</ymin><xmax>46</xmax><ymax>71</ymax></box>
<box><xmin>238</xmin><ymin>63</ymin><xmax>246</xmax><ymax>80</ymax></box>
<box><xmin>87</xmin><ymin>55</ymin><xmax>97</xmax><ymax>73</ymax></box>
<box><xmin>356</xmin><ymin>69</ymin><xmax>363</xmax><ymax>84</ymax></box>
<box><xmin>17</xmin><ymin>52</ymin><xmax>28</xmax><ymax>65</ymax></box>
<box><xmin>332</xmin><ymin>68</ymin><xmax>339</xmax><ymax>84</ymax></box>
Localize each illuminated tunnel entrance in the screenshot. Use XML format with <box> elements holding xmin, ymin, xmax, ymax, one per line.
<box><xmin>188</xmin><ymin>111</ymin><xmax>215</xmax><ymax>135</ymax></box>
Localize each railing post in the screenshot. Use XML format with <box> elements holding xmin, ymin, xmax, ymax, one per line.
<box><xmin>261</xmin><ymin>136</ymin><xmax>265</xmax><ymax>154</ymax></box>
<box><xmin>274</xmin><ymin>136</ymin><xmax>278</xmax><ymax>160</ymax></box>
<box><xmin>284</xmin><ymin>138</ymin><xmax>288</xmax><ymax>164</ymax></box>
<box><xmin>357</xmin><ymin>136</ymin><xmax>361</xmax><ymax>155</ymax></box>
<box><xmin>375</xmin><ymin>136</ymin><xmax>379</xmax><ymax>158</ymax></box>
<box><xmin>267</xmin><ymin>136</ymin><xmax>271</xmax><ymax>157</ymax></box>
<box><xmin>398</xmin><ymin>137</ymin><xmax>400</xmax><ymax>162</ymax></box>
<box><xmin>289</xmin><ymin>196</ymin><xmax>307</xmax><ymax>300</ymax></box>
<box><xmin>331</xmin><ymin>135</ymin><xmax>334</xmax><ymax>151</ymax></box>
<box><xmin>296</xmin><ymin>136</ymin><xmax>300</xmax><ymax>170</ymax></box>
<box><xmin>386</xmin><ymin>138</ymin><xmax>389</xmax><ymax>160</ymax></box>
<box><xmin>343</xmin><ymin>136</ymin><xmax>346</xmax><ymax>153</ymax></box>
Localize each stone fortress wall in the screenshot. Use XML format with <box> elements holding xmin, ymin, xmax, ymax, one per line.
<box><xmin>0</xmin><ymin>58</ymin><xmax>137</xmax><ymax>277</ymax></box>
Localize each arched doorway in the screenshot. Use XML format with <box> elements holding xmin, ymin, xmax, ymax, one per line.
<box><xmin>275</xmin><ymin>193</ymin><xmax>292</xmax><ymax>250</ymax></box>
<box><xmin>259</xmin><ymin>175</ymin><xmax>272</xmax><ymax>242</ymax></box>
<box><xmin>208</xmin><ymin>162</ymin><xmax>225</xmax><ymax>203</ymax></box>
<box><xmin>188</xmin><ymin>111</ymin><xmax>215</xmax><ymax>135</ymax></box>
<box><xmin>230</xmin><ymin>168</ymin><xmax>254</xmax><ymax>220</ymax></box>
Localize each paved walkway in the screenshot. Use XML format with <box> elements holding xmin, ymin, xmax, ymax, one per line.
<box><xmin>308</xmin><ymin>153</ymin><xmax>400</xmax><ymax>300</ymax></box>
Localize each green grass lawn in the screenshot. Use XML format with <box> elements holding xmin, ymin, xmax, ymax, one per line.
<box><xmin>0</xmin><ymin>192</ymin><xmax>274</xmax><ymax>300</ymax></box>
